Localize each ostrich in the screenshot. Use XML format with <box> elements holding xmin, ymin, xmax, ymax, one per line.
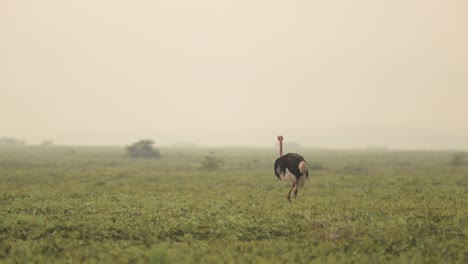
<box><xmin>274</xmin><ymin>136</ymin><xmax>309</xmax><ymax>201</ymax></box>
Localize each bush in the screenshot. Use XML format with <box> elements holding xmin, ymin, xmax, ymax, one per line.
<box><xmin>125</xmin><ymin>140</ymin><xmax>161</xmax><ymax>159</ymax></box>
<box><xmin>200</xmin><ymin>153</ymin><xmax>223</xmax><ymax>170</ymax></box>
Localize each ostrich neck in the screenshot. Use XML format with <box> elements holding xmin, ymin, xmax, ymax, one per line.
<box><xmin>279</xmin><ymin>140</ymin><xmax>283</xmax><ymax>156</ymax></box>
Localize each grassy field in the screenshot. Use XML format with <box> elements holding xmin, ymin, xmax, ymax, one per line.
<box><xmin>0</xmin><ymin>146</ymin><xmax>466</xmax><ymax>263</ymax></box>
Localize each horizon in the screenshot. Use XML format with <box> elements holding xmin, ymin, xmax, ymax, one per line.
<box><xmin>2</xmin><ymin>136</ymin><xmax>466</xmax><ymax>151</ymax></box>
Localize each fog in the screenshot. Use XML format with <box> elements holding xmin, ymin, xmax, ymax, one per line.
<box><xmin>2</xmin><ymin>0</ymin><xmax>467</xmax><ymax>149</ymax></box>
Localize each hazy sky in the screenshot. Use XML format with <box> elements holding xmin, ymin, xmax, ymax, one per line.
<box><xmin>2</xmin><ymin>0</ymin><xmax>467</xmax><ymax>149</ymax></box>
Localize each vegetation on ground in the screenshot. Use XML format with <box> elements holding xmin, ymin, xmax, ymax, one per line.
<box><xmin>0</xmin><ymin>146</ymin><xmax>466</xmax><ymax>263</ymax></box>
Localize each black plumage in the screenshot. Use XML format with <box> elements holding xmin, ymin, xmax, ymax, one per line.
<box><xmin>274</xmin><ymin>153</ymin><xmax>308</xmax><ymax>179</ymax></box>
<box><xmin>274</xmin><ymin>153</ymin><xmax>309</xmax><ymax>201</ymax></box>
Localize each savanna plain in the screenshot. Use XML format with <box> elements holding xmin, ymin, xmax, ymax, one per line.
<box><xmin>0</xmin><ymin>146</ymin><xmax>466</xmax><ymax>263</ymax></box>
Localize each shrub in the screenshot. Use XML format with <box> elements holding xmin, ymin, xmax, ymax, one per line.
<box><xmin>125</xmin><ymin>140</ymin><xmax>161</xmax><ymax>159</ymax></box>
<box><xmin>200</xmin><ymin>153</ymin><xmax>223</xmax><ymax>170</ymax></box>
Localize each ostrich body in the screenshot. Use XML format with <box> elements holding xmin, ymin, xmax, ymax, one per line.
<box><xmin>274</xmin><ymin>136</ymin><xmax>309</xmax><ymax>201</ymax></box>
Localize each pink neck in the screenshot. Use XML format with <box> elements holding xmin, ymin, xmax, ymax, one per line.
<box><xmin>277</xmin><ymin>136</ymin><xmax>283</xmax><ymax>156</ymax></box>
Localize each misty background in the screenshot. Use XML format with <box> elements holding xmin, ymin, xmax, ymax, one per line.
<box><xmin>2</xmin><ymin>0</ymin><xmax>467</xmax><ymax>149</ymax></box>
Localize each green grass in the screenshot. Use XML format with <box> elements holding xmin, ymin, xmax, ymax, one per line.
<box><xmin>0</xmin><ymin>146</ymin><xmax>466</xmax><ymax>263</ymax></box>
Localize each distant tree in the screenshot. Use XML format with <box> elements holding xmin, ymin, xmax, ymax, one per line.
<box><xmin>40</xmin><ymin>140</ymin><xmax>53</xmax><ymax>146</ymax></box>
<box><xmin>0</xmin><ymin>137</ymin><xmax>25</xmax><ymax>146</ymax></box>
<box><xmin>125</xmin><ymin>139</ymin><xmax>161</xmax><ymax>159</ymax></box>
<box><xmin>200</xmin><ymin>152</ymin><xmax>224</xmax><ymax>170</ymax></box>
